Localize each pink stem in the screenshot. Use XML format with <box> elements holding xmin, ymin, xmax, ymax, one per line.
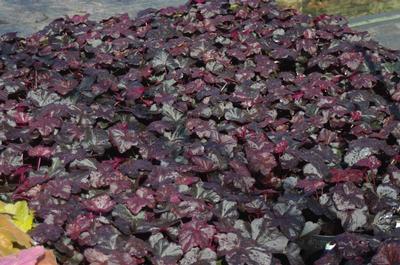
<box><xmin>37</xmin><ymin>157</ymin><xmax>41</xmax><ymax>171</ymax></box>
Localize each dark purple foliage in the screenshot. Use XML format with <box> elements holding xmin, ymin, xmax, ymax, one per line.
<box><xmin>372</xmin><ymin>241</ymin><xmax>400</xmax><ymax>265</ymax></box>
<box><xmin>0</xmin><ymin>0</ymin><xmax>399</xmax><ymax>264</ymax></box>
<box><xmin>83</xmin><ymin>194</ymin><xmax>116</xmax><ymax>213</ymax></box>
<box><xmin>178</xmin><ymin>219</ymin><xmax>216</xmax><ymax>252</ymax></box>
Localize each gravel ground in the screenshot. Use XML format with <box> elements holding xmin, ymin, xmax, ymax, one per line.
<box><xmin>0</xmin><ymin>0</ymin><xmax>399</xmax><ymax>50</ymax></box>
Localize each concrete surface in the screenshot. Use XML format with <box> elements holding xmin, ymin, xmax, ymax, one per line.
<box><xmin>0</xmin><ymin>0</ymin><xmax>187</xmax><ymax>35</ymax></box>
<box><xmin>0</xmin><ymin>0</ymin><xmax>399</xmax><ymax>50</ymax></box>
<box><xmin>349</xmin><ymin>11</ymin><xmax>400</xmax><ymax>50</ymax></box>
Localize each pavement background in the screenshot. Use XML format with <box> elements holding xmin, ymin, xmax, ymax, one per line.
<box><xmin>0</xmin><ymin>0</ymin><xmax>187</xmax><ymax>35</ymax></box>
<box><xmin>349</xmin><ymin>10</ymin><xmax>400</xmax><ymax>50</ymax></box>
<box><xmin>0</xmin><ymin>0</ymin><xmax>399</xmax><ymax>50</ymax></box>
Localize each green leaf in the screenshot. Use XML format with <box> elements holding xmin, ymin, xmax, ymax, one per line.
<box><xmin>192</xmin><ymin>182</ymin><xmax>221</xmax><ymax>203</ymax></box>
<box><xmin>162</xmin><ymin>104</ymin><xmax>184</xmax><ymax>122</ymax></box>
<box><xmin>152</xmin><ymin>50</ymin><xmax>178</xmax><ymax>72</ymax></box>
<box><xmin>0</xmin><ymin>201</ymin><xmax>34</xmax><ymax>233</ymax></box>
<box><xmin>149</xmin><ymin>233</ymin><xmax>183</xmax><ymax>261</ymax></box>
<box><xmin>27</xmin><ymin>89</ymin><xmax>60</xmax><ymax>107</ymax></box>
<box><xmin>81</xmin><ymin>128</ymin><xmax>111</xmax><ymax>155</ymax></box>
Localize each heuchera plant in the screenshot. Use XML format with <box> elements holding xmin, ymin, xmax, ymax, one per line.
<box><xmin>0</xmin><ymin>0</ymin><xmax>399</xmax><ymax>264</ymax></box>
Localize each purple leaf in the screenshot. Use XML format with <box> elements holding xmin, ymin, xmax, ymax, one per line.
<box><xmin>350</xmin><ymin>73</ymin><xmax>377</xmax><ymax>89</ymax></box>
<box><xmin>28</xmin><ymin>145</ymin><xmax>54</xmax><ymax>158</ymax></box>
<box><xmin>30</xmin><ymin>223</ymin><xmax>64</xmax><ymax>243</ymax></box>
<box><xmin>125</xmin><ymin>187</ymin><xmax>155</xmax><ymax>214</ymax></box>
<box><xmin>329</xmin><ymin>168</ymin><xmax>364</xmax><ymax>184</ymax></box>
<box><xmin>0</xmin><ymin>0</ymin><xmax>399</xmax><ymax>263</ymax></box>
<box><xmin>109</xmin><ymin>123</ymin><xmax>138</xmax><ymax>153</ymax></box>
<box><xmin>178</xmin><ymin>219</ymin><xmax>216</xmax><ymax>252</ymax></box>
<box><xmin>83</xmin><ymin>194</ymin><xmax>116</xmax><ymax>213</ymax></box>
<box><xmin>215</xmin><ymin>233</ymin><xmax>273</xmax><ymax>265</ymax></box>
<box><xmin>372</xmin><ymin>241</ymin><xmax>400</xmax><ymax>265</ymax></box>
<box><xmin>66</xmin><ymin>213</ymin><xmax>96</xmax><ymax>240</ymax></box>
<box><xmin>339</xmin><ymin>52</ymin><xmax>363</xmax><ymax>70</ymax></box>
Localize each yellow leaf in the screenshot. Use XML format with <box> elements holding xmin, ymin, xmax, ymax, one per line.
<box><xmin>0</xmin><ymin>215</ymin><xmax>32</xmax><ymax>247</ymax></box>
<box><xmin>0</xmin><ymin>201</ymin><xmax>34</xmax><ymax>232</ymax></box>
<box><xmin>11</xmin><ymin>201</ymin><xmax>34</xmax><ymax>233</ymax></box>
<box><xmin>0</xmin><ymin>214</ymin><xmax>32</xmax><ymax>257</ymax></box>
<box><xmin>0</xmin><ymin>232</ymin><xmax>15</xmax><ymax>257</ymax></box>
